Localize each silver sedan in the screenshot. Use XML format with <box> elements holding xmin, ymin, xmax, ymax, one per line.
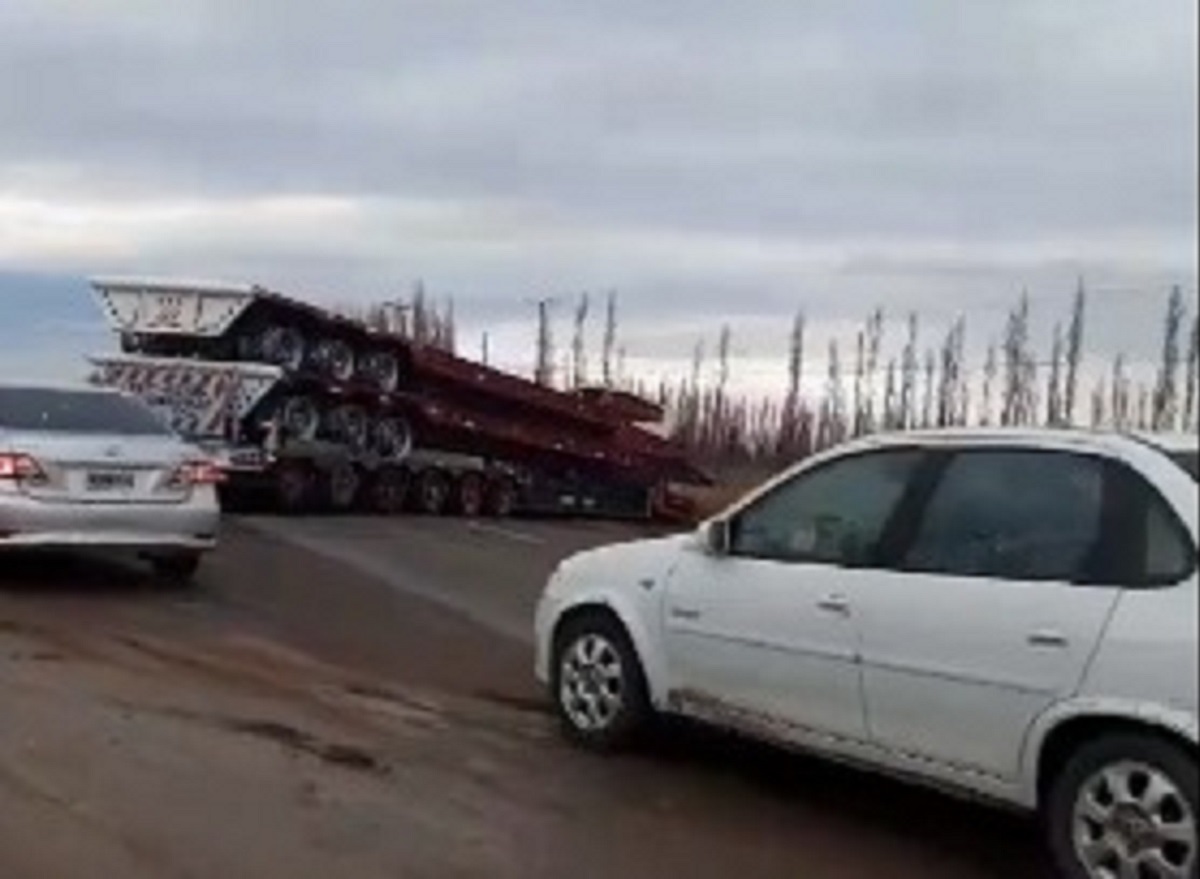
<box><xmin>0</xmin><ymin>384</ymin><xmax>221</xmax><ymax>583</ymax></box>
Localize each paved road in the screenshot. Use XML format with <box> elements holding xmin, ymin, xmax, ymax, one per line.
<box><xmin>0</xmin><ymin>516</ymin><xmax>1053</xmax><ymax>878</ymax></box>
<box><xmin>227</xmin><ymin>514</ymin><xmax>1052</xmax><ymax>878</ymax></box>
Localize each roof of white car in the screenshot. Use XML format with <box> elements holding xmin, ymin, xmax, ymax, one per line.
<box><xmin>838</xmin><ymin>426</ymin><xmax>1196</xmax><ymax>457</ymax></box>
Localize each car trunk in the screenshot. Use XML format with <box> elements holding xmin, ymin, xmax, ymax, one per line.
<box><xmin>6</xmin><ymin>431</ymin><xmax>190</xmax><ymax>505</ymax></box>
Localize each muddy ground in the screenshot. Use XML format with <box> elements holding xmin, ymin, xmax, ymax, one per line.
<box><xmin>0</xmin><ymin>517</ymin><xmax>1051</xmax><ymax>878</ymax></box>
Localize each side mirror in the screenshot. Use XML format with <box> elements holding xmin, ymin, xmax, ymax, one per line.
<box><xmin>704</xmin><ymin>519</ymin><xmax>731</xmax><ymax>556</ymax></box>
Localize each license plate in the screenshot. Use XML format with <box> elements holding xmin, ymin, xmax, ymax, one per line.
<box><xmin>87</xmin><ymin>471</ymin><xmax>136</xmax><ymax>492</ymax></box>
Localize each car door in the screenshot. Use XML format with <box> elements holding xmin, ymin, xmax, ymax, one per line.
<box><xmin>854</xmin><ymin>447</ymin><xmax>1125</xmax><ymax>782</ymax></box>
<box><xmin>663</xmin><ymin>447</ymin><xmax>926</xmax><ymax>745</ymax></box>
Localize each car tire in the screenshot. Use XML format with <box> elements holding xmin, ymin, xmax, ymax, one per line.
<box><xmin>414</xmin><ymin>469</ymin><xmax>449</xmax><ymax>515</ymax></box>
<box><xmin>454</xmin><ymin>473</ymin><xmax>485</xmax><ymax>517</ymax></box>
<box><xmin>551</xmin><ymin>612</ymin><xmax>651</xmax><ymax>752</ymax></box>
<box><xmin>484</xmin><ymin>477</ymin><xmax>517</xmax><ymax>518</ymax></box>
<box><xmin>368</xmin><ymin>467</ymin><xmax>409</xmax><ymax>514</ymax></box>
<box><xmin>151</xmin><ymin>553</ymin><xmax>202</xmax><ymax>587</ymax></box>
<box><xmin>1045</xmin><ymin>732</ymin><xmax>1198</xmax><ymax>879</ymax></box>
<box><xmin>274</xmin><ymin>462</ymin><xmax>314</xmax><ymax>514</ymax></box>
<box><xmin>323</xmin><ymin>463</ymin><xmax>361</xmax><ymax>512</ymax></box>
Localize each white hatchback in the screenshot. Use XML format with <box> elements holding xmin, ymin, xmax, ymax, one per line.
<box><xmin>0</xmin><ymin>384</ymin><xmax>222</xmax><ymax>583</ymax></box>
<box><xmin>535</xmin><ymin>429</ymin><xmax>1199</xmax><ymax>879</ymax></box>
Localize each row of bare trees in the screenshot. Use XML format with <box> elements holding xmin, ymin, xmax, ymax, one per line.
<box><xmin>342</xmin><ymin>279</ymin><xmax>1197</xmax><ymax>468</ymax></box>
<box><xmin>652</xmin><ymin>283</ymin><xmax>1198</xmax><ymax>467</ymax></box>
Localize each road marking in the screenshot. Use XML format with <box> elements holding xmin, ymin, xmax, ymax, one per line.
<box><xmin>464</xmin><ymin>521</ymin><xmax>546</xmax><ymax>546</ymax></box>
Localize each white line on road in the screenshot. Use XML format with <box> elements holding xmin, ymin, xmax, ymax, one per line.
<box><xmin>464</xmin><ymin>521</ymin><xmax>546</xmax><ymax>546</ymax></box>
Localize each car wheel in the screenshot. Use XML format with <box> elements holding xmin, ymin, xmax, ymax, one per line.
<box><xmin>151</xmin><ymin>553</ymin><xmax>201</xmax><ymax>586</ymax></box>
<box><xmin>324</xmin><ymin>463</ymin><xmax>361</xmax><ymax>512</ymax></box>
<box><xmin>1046</xmin><ymin>733</ymin><xmax>1198</xmax><ymax>879</ymax></box>
<box><xmin>414</xmin><ymin>469</ymin><xmax>449</xmax><ymax>515</ymax></box>
<box><xmin>552</xmin><ymin>613</ymin><xmax>650</xmax><ymax>751</ymax></box>
<box><xmin>454</xmin><ymin>473</ymin><xmax>485</xmax><ymax>517</ymax></box>
<box><xmin>368</xmin><ymin>467</ymin><xmax>409</xmax><ymax>514</ymax></box>
<box><xmin>274</xmin><ymin>462</ymin><xmax>313</xmax><ymax>514</ymax></box>
<box><xmin>484</xmin><ymin>477</ymin><xmax>517</xmax><ymax>518</ymax></box>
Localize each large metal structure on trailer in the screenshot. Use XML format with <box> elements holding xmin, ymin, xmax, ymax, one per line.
<box><xmin>87</xmin><ymin>277</ymin><xmax>707</xmax><ymax>518</ymax></box>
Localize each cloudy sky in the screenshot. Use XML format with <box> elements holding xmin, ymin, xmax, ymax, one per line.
<box><xmin>1</xmin><ymin>0</ymin><xmax>1196</xmax><ymax>393</ymax></box>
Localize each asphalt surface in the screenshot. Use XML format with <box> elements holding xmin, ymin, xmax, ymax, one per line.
<box><xmin>0</xmin><ymin>515</ymin><xmax>1054</xmax><ymax>878</ymax></box>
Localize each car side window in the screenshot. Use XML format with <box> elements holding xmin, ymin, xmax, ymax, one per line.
<box><xmin>902</xmin><ymin>450</ymin><xmax>1104</xmax><ymax>583</ymax></box>
<box><xmin>1142</xmin><ymin>497</ymin><xmax>1194</xmax><ymax>583</ymax></box>
<box><xmin>730</xmin><ymin>450</ymin><xmax>922</xmax><ymax>566</ymax></box>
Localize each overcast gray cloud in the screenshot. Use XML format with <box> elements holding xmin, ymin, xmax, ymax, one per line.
<box><xmin>0</xmin><ymin>0</ymin><xmax>1196</xmax><ymax>387</ymax></box>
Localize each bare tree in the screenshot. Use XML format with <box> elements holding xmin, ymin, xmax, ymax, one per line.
<box><xmin>571</xmin><ymin>292</ymin><xmax>590</xmax><ymax>388</ymax></box>
<box><xmin>534</xmin><ymin>298</ymin><xmax>555</xmax><ymax>386</ymax></box>
<box><xmin>480</xmin><ymin>331</ymin><xmax>490</xmax><ymax>366</ymax></box>
<box><xmin>1064</xmin><ymin>278</ymin><xmax>1087</xmax><ymax>425</ymax></box>
<box><xmin>1046</xmin><ymin>322</ymin><xmax>1064</xmax><ymax>426</ymax></box>
<box><xmin>783</xmin><ymin>310</ymin><xmax>806</xmax><ymax>453</ymax></box>
<box><xmin>1111</xmin><ymin>354</ymin><xmax>1130</xmax><ymax>429</ymax></box>
<box><xmin>922</xmin><ymin>348</ymin><xmax>936</xmax><ymax>428</ymax></box>
<box><xmin>1153</xmin><ymin>285</ymin><xmax>1185</xmax><ymax>431</ymax></box>
<box><xmin>1185</xmin><ymin>311</ymin><xmax>1199</xmax><ymax>431</ymax></box>
<box><xmin>602</xmin><ymin>290</ymin><xmax>618</xmax><ymax>388</ymax></box>
<box><xmin>1002</xmin><ymin>291</ymin><xmax>1032</xmax><ymax>425</ymax></box>
<box><xmin>1091</xmin><ymin>377</ymin><xmax>1107</xmax><ymax>428</ymax></box>
<box><xmin>853</xmin><ymin>329</ymin><xmax>867</xmax><ymax>436</ymax></box>
<box><xmin>938</xmin><ymin>317</ymin><xmax>967</xmax><ymax>427</ymax></box>
<box><xmin>819</xmin><ymin>339</ymin><xmax>846</xmax><ymax>448</ymax></box>
<box><xmin>864</xmin><ymin>308</ymin><xmax>885</xmax><ymax>433</ymax></box>
<box><xmin>883</xmin><ymin>358</ymin><xmax>899</xmax><ymax>430</ymax></box>
<box><xmin>900</xmin><ymin>313</ymin><xmax>919</xmax><ymax>429</ymax></box>
<box><xmin>411</xmin><ymin>280</ymin><xmax>430</xmax><ymax>345</ymax></box>
<box><xmin>981</xmin><ymin>342</ymin><xmax>998</xmax><ymax>427</ymax></box>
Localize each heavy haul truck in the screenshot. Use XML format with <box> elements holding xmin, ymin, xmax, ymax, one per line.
<box><xmin>86</xmin><ymin>277</ymin><xmax>708</xmax><ymax>518</ymax></box>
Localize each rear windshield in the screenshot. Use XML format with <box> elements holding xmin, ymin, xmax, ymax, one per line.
<box><xmin>0</xmin><ymin>387</ymin><xmax>170</xmax><ymax>436</ymax></box>
<box><xmin>1169</xmin><ymin>450</ymin><xmax>1199</xmax><ymax>481</ymax></box>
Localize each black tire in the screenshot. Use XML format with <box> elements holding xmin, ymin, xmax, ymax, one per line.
<box><xmin>274</xmin><ymin>462</ymin><xmax>314</xmax><ymax>514</ymax></box>
<box><xmin>414</xmin><ymin>469</ymin><xmax>449</xmax><ymax>515</ymax></box>
<box><xmin>484</xmin><ymin>477</ymin><xmax>517</xmax><ymax>518</ymax></box>
<box><xmin>151</xmin><ymin>553</ymin><xmax>201</xmax><ymax>586</ymax></box>
<box><xmin>1045</xmin><ymin>732</ymin><xmax>1198</xmax><ymax>879</ymax></box>
<box><xmin>368</xmin><ymin>467</ymin><xmax>409</xmax><ymax>515</ymax></box>
<box><xmin>454</xmin><ymin>473</ymin><xmax>485</xmax><ymax>517</ymax></box>
<box><xmin>551</xmin><ymin>612</ymin><xmax>651</xmax><ymax>752</ymax></box>
<box><xmin>323</xmin><ymin>463</ymin><xmax>361</xmax><ymax>513</ymax></box>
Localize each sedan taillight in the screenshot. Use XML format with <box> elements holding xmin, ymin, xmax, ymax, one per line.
<box><xmin>168</xmin><ymin>460</ymin><xmax>226</xmax><ymax>488</ymax></box>
<box><xmin>0</xmin><ymin>453</ymin><xmax>47</xmax><ymax>483</ymax></box>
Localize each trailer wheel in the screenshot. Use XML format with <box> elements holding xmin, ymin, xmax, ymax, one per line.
<box><xmin>454</xmin><ymin>473</ymin><xmax>485</xmax><ymax>517</ymax></box>
<box><xmin>414</xmin><ymin>469</ymin><xmax>449</xmax><ymax>515</ymax></box>
<box><xmin>369</xmin><ymin>467</ymin><xmax>410</xmax><ymax>515</ymax></box>
<box><xmin>274</xmin><ymin>462</ymin><xmax>314</xmax><ymax>514</ymax></box>
<box><xmin>484</xmin><ymin>477</ymin><xmax>517</xmax><ymax>518</ymax></box>
<box><xmin>324</xmin><ymin>463</ymin><xmax>361</xmax><ymax>512</ymax></box>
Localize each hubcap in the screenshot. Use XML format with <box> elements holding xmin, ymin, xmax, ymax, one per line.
<box><xmin>558</xmin><ymin>633</ymin><xmax>624</xmax><ymax>732</ymax></box>
<box><xmin>1073</xmin><ymin>761</ymin><xmax>1197</xmax><ymax>879</ymax></box>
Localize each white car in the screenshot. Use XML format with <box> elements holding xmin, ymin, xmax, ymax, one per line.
<box><xmin>0</xmin><ymin>384</ymin><xmax>222</xmax><ymax>583</ymax></box>
<box><xmin>535</xmin><ymin>429</ymin><xmax>1198</xmax><ymax>879</ymax></box>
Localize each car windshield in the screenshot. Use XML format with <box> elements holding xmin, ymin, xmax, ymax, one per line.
<box><xmin>1168</xmin><ymin>450</ymin><xmax>1199</xmax><ymax>481</ymax></box>
<box><xmin>0</xmin><ymin>387</ymin><xmax>170</xmax><ymax>436</ymax></box>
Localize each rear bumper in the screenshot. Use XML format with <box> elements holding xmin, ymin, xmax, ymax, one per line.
<box><xmin>0</xmin><ymin>488</ymin><xmax>219</xmax><ymax>552</ymax></box>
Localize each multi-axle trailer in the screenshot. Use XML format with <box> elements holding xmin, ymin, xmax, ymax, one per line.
<box><xmin>87</xmin><ymin>277</ymin><xmax>707</xmax><ymax>519</ymax></box>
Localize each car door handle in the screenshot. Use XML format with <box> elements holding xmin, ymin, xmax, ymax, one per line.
<box><xmin>817</xmin><ymin>595</ymin><xmax>851</xmax><ymax>616</ymax></box>
<box><xmin>670</xmin><ymin>606</ymin><xmax>702</xmax><ymax>621</ymax></box>
<box><xmin>1027</xmin><ymin>630</ymin><xmax>1069</xmax><ymax>649</ymax></box>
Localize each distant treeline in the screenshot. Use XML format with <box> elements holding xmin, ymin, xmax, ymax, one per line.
<box><xmin>343</xmin><ymin>281</ymin><xmax>1199</xmax><ymax>468</ymax></box>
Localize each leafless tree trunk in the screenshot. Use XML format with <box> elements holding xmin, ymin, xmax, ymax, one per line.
<box><xmin>900</xmin><ymin>313</ymin><xmax>919</xmax><ymax>429</ymax></box>
<box><xmin>1047</xmin><ymin>323</ymin><xmax>1064</xmax><ymax>426</ymax></box>
<box><xmin>571</xmin><ymin>292</ymin><xmax>590</xmax><ymax>388</ymax></box>
<box><xmin>981</xmin><ymin>342</ymin><xmax>997</xmax><ymax>427</ymax></box>
<box><xmin>1064</xmin><ymin>278</ymin><xmax>1086</xmax><ymax>425</ymax></box>
<box><xmin>602</xmin><ymin>290</ymin><xmax>618</xmax><ymax>388</ymax></box>
<box><xmin>1153</xmin><ymin>286</ymin><xmax>1185</xmax><ymax>431</ymax></box>
<box><xmin>534</xmin><ymin>298</ymin><xmax>555</xmax><ymax>387</ymax></box>
<box><xmin>1184</xmin><ymin>312</ymin><xmax>1199</xmax><ymax>431</ymax></box>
